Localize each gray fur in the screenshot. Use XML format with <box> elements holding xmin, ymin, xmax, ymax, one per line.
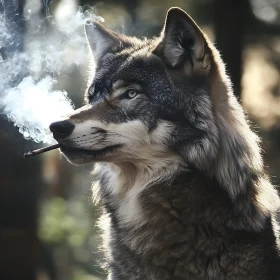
<box><xmin>50</xmin><ymin>7</ymin><xmax>280</xmax><ymax>280</ymax></box>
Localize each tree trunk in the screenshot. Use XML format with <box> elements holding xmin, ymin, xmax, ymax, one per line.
<box><xmin>214</xmin><ymin>0</ymin><xmax>250</xmax><ymax>99</ymax></box>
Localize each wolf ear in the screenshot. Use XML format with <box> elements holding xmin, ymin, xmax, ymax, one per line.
<box><xmin>154</xmin><ymin>8</ymin><xmax>211</xmax><ymax>75</ymax></box>
<box><xmin>85</xmin><ymin>20</ymin><xmax>126</xmax><ymax>64</ymax></box>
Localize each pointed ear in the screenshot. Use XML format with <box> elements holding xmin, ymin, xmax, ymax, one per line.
<box><xmin>154</xmin><ymin>8</ymin><xmax>211</xmax><ymax>75</ymax></box>
<box><xmin>84</xmin><ymin>20</ymin><xmax>127</xmax><ymax>64</ymax></box>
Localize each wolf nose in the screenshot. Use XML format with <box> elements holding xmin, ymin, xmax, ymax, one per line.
<box><xmin>49</xmin><ymin>120</ymin><xmax>75</xmax><ymax>140</ymax></box>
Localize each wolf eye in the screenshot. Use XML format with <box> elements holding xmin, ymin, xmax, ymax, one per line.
<box><xmin>126</xmin><ymin>89</ymin><xmax>138</xmax><ymax>99</ymax></box>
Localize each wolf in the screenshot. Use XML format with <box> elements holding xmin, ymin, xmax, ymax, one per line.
<box><xmin>49</xmin><ymin>7</ymin><xmax>280</xmax><ymax>280</ymax></box>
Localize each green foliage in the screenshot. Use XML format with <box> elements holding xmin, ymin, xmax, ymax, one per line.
<box><xmin>39</xmin><ymin>195</ymin><xmax>105</xmax><ymax>279</ymax></box>
<box><xmin>40</xmin><ymin>196</ymin><xmax>90</xmax><ymax>245</ymax></box>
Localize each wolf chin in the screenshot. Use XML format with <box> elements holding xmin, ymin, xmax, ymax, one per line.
<box><xmin>49</xmin><ymin>7</ymin><xmax>280</xmax><ymax>279</ymax></box>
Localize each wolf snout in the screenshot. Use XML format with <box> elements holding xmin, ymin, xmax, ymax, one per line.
<box><xmin>49</xmin><ymin>120</ymin><xmax>75</xmax><ymax>140</ymax></box>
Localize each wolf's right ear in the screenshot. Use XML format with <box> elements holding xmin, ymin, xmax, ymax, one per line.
<box><xmin>84</xmin><ymin>20</ymin><xmax>126</xmax><ymax>64</ymax></box>
<box><xmin>154</xmin><ymin>8</ymin><xmax>211</xmax><ymax>76</ymax></box>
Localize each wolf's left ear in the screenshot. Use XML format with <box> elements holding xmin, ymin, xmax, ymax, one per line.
<box><xmin>154</xmin><ymin>8</ymin><xmax>211</xmax><ymax>75</ymax></box>
<box><xmin>85</xmin><ymin>20</ymin><xmax>129</xmax><ymax>64</ymax></box>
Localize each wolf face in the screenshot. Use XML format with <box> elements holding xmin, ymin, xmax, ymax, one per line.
<box><xmin>50</xmin><ymin>8</ymin><xmax>217</xmax><ymax>169</ymax></box>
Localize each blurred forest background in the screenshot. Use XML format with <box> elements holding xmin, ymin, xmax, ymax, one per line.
<box><xmin>0</xmin><ymin>0</ymin><xmax>280</xmax><ymax>279</ymax></box>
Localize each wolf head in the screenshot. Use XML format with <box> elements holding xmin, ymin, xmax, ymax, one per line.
<box><xmin>50</xmin><ymin>8</ymin><xmax>278</xmax><ymax>217</ymax></box>
<box><xmin>50</xmin><ymin>8</ymin><xmax>215</xmax><ymax>164</ymax></box>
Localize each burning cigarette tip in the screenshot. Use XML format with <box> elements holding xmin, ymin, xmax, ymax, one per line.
<box><xmin>23</xmin><ymin>151</ymin><xmax>35</xmax><ymax>158</ymax></box>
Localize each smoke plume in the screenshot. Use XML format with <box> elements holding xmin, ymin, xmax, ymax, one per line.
<box><xmin>0</xmin><ymin>0</ymin><xmax>103</xmax><ymax>144</ymax></box>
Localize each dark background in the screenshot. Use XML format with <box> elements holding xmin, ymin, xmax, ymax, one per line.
<box><xmin>0</xmin><ymin>0</ymin><xmax>280</xmax><ymax>279</ymax></box>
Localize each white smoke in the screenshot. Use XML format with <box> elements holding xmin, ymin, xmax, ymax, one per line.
<box><xmin>3</xmin><ymin>76</ymin><xmax>74</xmax><ymax>143</ymax></box>
<box><xmin>0</xmin><ymin>0</ymin><xmax>103</xmax><ymax>144</ymax></box>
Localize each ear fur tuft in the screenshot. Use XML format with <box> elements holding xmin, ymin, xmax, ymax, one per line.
<box><xmin>154</xmin><ymin>7</ymin><xmax>211</xmax><ymax>76</ymax></box>
<box><xmin>85</xmin><ymin>20</ymin><xmax>133</xmax><ymax>64</ymax></box>
<box><xmin>84</xmin><ymin>20</ymin><xmax>124</xmax><ymax>63</ymax></box>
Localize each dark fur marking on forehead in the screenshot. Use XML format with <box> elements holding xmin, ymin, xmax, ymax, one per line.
<box><xmin>86</xmin><ymin>39</ymin><xmax>164</xmax><ymax>104</ymax></box>
<box><xmin>117</xmin><ymin>37</ymin><xmax>159</xmax><ymax>57</ymax></box>
<box><xmin>112</xmin><ymin>80</ymin><xmax>144</xmax><ymax>93</ymax></box>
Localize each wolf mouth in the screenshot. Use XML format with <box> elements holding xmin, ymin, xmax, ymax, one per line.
<box><xmin>59</xmin><ymin>144</ymin><xmax>122</xmax><ymax>159</ymax></box>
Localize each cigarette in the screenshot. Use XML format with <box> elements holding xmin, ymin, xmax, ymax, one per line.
<box><xmin>24</xmin><ymin>144</ymin><xmax>61</xmax><ymax>158</ymax></box>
